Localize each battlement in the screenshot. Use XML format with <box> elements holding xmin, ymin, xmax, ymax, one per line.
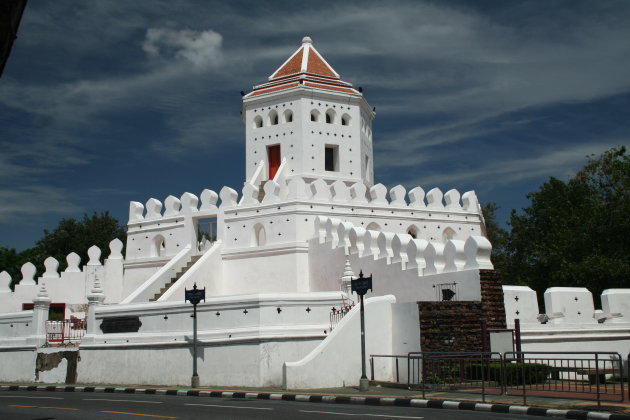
<box><xmin>0</xmin><ymin>239</ymin><xmax>125</xmax><ymax>316</ymax></box>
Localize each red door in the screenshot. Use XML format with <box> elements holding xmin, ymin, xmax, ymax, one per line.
<box><xmin>268</xmin><ymin>145</ymin><xmax>281</xmax><ymax>179</ymax></box>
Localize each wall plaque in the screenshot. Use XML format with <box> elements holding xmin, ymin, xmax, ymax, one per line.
<box><xmin>100</xmin><ymin>316</ymin><xmax>142</xmax><ymax>334</ymax></box>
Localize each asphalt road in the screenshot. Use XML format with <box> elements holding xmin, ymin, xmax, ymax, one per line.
<box><xmin>0</xmin><ymin>390</ymin><xmax>537</xmax><ymax>420</ymax></box>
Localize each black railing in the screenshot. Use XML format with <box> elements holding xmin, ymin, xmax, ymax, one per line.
<box><xmin>369</xmin><ymin>351</ymin><xmax>626</xmax><ymax>407</ymax></box>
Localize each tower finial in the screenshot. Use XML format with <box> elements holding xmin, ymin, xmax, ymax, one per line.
<box><xmin>302</xmin><ymin>35</ymin><xmax>312</xmax><ymax>45</ymax></box>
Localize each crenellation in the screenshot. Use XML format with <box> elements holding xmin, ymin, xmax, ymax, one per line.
<box><xmin>87</xmin><ymin>245</ymin><xmax>102</xmax><ymax>266</ymax></box>
<box><xmin>408</xmin><ymin>186</ymin><xmax>426</xmax><ymax>208</ymax></box>
<box><xmin>443</xmin><ymin>239</ymin><xmax>466</xmax><ymax>272</ymax></box>
<box><xmin>219</xmin><ymin>186</ymin><xmax>239</xmax><ymax>207</ymax></box>
<box><xmin>262</xmin><ymin>179</ymin><xmax>281</xmax><ymax>203</ymax></box>
<box><xmin>199</xmin><ymin>189</ymin><xmax>219</xmax><ymax>211</ymax></box>
<box><xmin>350</xmin><ymin>182</ymin><xmax>368</xmax><ymax>203</ymax></box>
<box><xmin>388</xmin><ymin>185</ymin><xmax>407</xmax><ymax>207</ymax></box>
<box><xmin>424</xmin><ymin>242</ymin><xmax>445</xmax><ymax>275</ymax></box>
<box><xmin>144</xmin><ymin>198</ymin><xmax>163</xmax><ymax>219</ymax></box>
<box><xmin>241</xmin><ymin>182</ymin><xmax>259</xmax><ymax>205</ymax></box>
<box><xmin>20</xmin><ymin>262</ymin><xmax>37</xmax><ymax>285</ymax></box>
<box><xmin>463</xmin><ymin>235</ymin><xmax>492</xmax><ymax>270</ymax></box>
<box><xmin>42</xmin><ymin>257</ymin><xmax>60</xmax><ymax>279</ymax></box>
<box><xmin>163</xmin><ymin>195</ymin><xmax>182</xmax><ymax>216</ymax></box>
<box><xmin>376</xmin><ymin>231</ymin><xmax>395</xmax><ymax>262</ymax></box>
<box><xmin>129</xmin><ymin>201</ymin><xmax>144</xmax><ymax>222</ymax></box>
<box><xmin>0</xmin><ymin>271</ymin><xmax>11</xmax><ymax>291</ymax></box>
<box><xmin>406</xmin><ymin>238</ymin><xmax>429</xmax><ymax>272</ymax></box>
<box><xmin>330</xmin><ymin>180</ymin><xmax>350</xmax><ymax>202</ymax></box>
<box><xmin>426</xmin><ymin>187</ymin><xmax>444</xmax><ymax>209</ymax></box>
<box><xmin>444</xmin><ymin>189</ymin><xmax>462</xmax><ymax>211</ymax></box>
<box><xmin>369</xmin><ymin>183</ymin><xmax>388</xmax><ymax>205</ymax></box>
<box><xmin>65</xmin><ymin>252</ymin><xmax>82</xmax><ymax>273</ymax></box>
<box><xmin>180</xmin><ymin>192</ymin><xmax>199</xmax><ymax>214</ymax></box>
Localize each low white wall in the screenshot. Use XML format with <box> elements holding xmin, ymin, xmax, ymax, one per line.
<box><xmin>283</xmin><ymin>295</ymin><xmax>396</xmax><ymax>389</ymax></box>
<box><xmin>78</xmin><ymin>339</ymin><xmax>319</xmax><ymax>387</ymax></box>
<box><xmin>0</xmin><ymin>348</ymin><xmax>37</xmax><ymax>382</ymax></box>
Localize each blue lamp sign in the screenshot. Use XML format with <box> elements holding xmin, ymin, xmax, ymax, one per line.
<box><xmin>351</xmin><ymin>270</ymin><xmax>372</xmax><ymax>391</ymax></box>
<box><xmin>185</xmin><ymin>283</ymin><xmax>205</xmax><ymax>388</ymax></box>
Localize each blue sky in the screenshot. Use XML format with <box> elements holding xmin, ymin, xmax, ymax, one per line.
<box><xmin>1</xmin><ymin>0</ymin><xmax>629</xmax><ymax>251</ymax></box>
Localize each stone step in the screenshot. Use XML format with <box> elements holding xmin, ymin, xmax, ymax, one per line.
<box><xmin>257</xmin><ymin>180</ymin><xmax>268</xmax><ymax>202</ymax></box>
<box><xmin>149</xmin><ymin>255</ymin><xmax>203</xmax><ymax>302</ymax></box>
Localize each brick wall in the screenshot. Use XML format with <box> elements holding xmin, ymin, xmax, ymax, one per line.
<box><xmin>418</xmin><ymin>269</ymin><xmax>506</xmax><ymax>352</ymax></box>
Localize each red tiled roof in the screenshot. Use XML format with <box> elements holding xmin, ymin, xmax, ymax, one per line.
<box><xmin>245</xmin><ymin>37</ymin><xmax>360</xmax><ymax>99</ymax></box>
<box><xmin>272</xmin><ymin>47</ymin><xmax>304</xmax><ymax>78</ymax></box>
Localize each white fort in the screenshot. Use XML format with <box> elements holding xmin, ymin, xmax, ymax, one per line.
<box><xmin>0</xmin><ymin>37</ymin><xmax>628</xmax><ymax>387</ymax></box>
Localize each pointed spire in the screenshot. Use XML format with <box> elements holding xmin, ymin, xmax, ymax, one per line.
<box><xmin>269</xmin><ymin>36</ymin><xmax>339</xmax><ymax>80</ymax></box>
<box><xmin>340</xmin><ymin>258</ymin><xmax>355</xmax><ymax>299</ymax></box>
<box><xmin>37</xmin><ymin>282</ymin><xmax>49</xmax><ymax>298</ymax></box>
<box><xmin>244</xmin><ymin>37</ymin><xmax>361</xmax><ymax>98</ymax></box>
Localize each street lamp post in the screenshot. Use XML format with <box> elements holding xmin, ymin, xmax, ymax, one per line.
<box><xmin>185</xmin><ymin>283</ymin><xmax>205</xmax><ymax>388</ymax></box>
<box><xmin>351</xmin><ymin>270</ymin><xmax>372</xmax><ymax>392</ymax></box>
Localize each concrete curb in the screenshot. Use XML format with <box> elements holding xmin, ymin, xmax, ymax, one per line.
<box><xmin>1</xmin><ymin>385</ymin><xmax>629</xmax><ymax>419</ymax></box>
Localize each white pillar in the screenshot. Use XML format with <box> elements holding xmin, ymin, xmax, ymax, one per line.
<box><xmin>29</xmin><ymin>284</ymin><xmax>51</xmax><ymax>347</ymax></box>
<box><xmin>83</xmin><ymin>277</ymin><xmax>105</xmax><ymax>343</ymax></box>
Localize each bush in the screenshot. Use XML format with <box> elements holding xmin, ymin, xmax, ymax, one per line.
<box><xmin>465</xmin><ymin>362</ymin><xmax>552</xmax><ymax>386</ymax></box>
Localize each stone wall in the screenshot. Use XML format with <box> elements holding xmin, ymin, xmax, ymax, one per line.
<box><xmin>418</xmin><ymin>269</ymin><xmax>506</xmax><ymax>352</ymax></box>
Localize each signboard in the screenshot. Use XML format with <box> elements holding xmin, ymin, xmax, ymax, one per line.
<box><xmin>185</xmin><ymin>284</ymin><xmax>205</xmax><ymax>305</ymax></box>
<box><xmin>100</xmin><ymin>316</ymin><xmax>142</xmax><ymax>334</ymax></box>
<box><xmin>351</xmin><ymin>271</ymin><xmax>373</xmax><ymax>296</ymax></box>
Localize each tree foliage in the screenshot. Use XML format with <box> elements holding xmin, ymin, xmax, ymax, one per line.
<box><xmin>0</xmin><ymin>212</ymin><xmax>126</xmax><ymax>289</ymax></box>
<box><xmin>499</xmin><ymin>146</ymin><xmax>629</xmax><ymax>301</ymax></box>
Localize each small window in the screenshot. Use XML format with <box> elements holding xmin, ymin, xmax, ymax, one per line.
<box><xmin>284</xmin><ymin>110</ymin><xmax>293</xmax><ymax>123</ymax></box>
<box><xmin>269</xmin><ymin>110</ymin><xmax>278</xmax><ymax>125</ymax></box>
<box><xmin>325</xmin><ymin>145</ymin><xmax>338</xmax><ymax>172</ymax></box>
<box><xmin>366</xmin><ymin>222</ymin><xmax>381</xmax><ymax>232</ymax></box>
<box><xmin>341</xmin><ymin>114</ymin><xmax>350</xmax><ymax>126</ymax></box>
<box><xmin>310</xmin><ymin>110</ymin><xmax>320</xmax><ymax>122</ymax></box>
<box><xmin>325</xmin><ymin>109</ymin><xmax>335</xmax><ymax>124</ymax></box>
<box><xmin>252</xmin><ymin>223</ymin><xmax>266</xmax><ymax>246</ymax></box>
<box><xmin>254</xmin><ymin>115</ymin><xmax>263</xmax><ymax>128</ymax></box>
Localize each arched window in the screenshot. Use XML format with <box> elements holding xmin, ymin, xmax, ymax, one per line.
<box><xmin>310</xmin><ymin>110</ymin><xmax>320</xmax><ymax>122</ymax></box>
<box><xmin>325</xmin><ymin>109</ymin><xmax>335</xmax><ymax>124</ymax></box>
<box><xmin>341</xmin><ymin>114</ymin><xmax>351</xmax><ymax>126</ymax></box>
<box><xmin>269</xmin><ymin>110</ymin><xmax>278</xmax><ymax>126</ymax></box>
<box><xmin>151</xmin><ymin>235</ymin><xmax>166</xmax><ymax>257</ymax></box>
<box><xmin>284</xmin><ymin>110</ymin><xmax>293</xmax><ymax>123</ymax></box>
<box><xmin>407</xmin><ymin>226</ymin><xmax>418</xmax><ymax>239</ymax></box>
<box><xmin>252</xmin><ymin>223</ymin><xmax>266</xmax><ymax>247</ymax></box>
<box><xmin>366</xmin><ymin>222</ymin><xmax>381</xmax><ymax>232</ymax></box>
<box><xmin>442</xmin><ymin>227</ymin><xmax>456</xmax><ymax>242</ymax></box>
<box><xmin>253</xmin><ymin>115</ymin><xmax>263</xmax><ymax>128</ymax></box>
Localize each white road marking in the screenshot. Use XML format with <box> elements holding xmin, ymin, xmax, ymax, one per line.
<box><xmin>83</xmin><ymin>398</ymin><xmax>162</xmax><ymax>404</ymax></box>
<box><xmin>0</xmin><ymin>395</ymin><xmax>64</xmax><ymax>400</ymax></box>
<box><xmin>300</xmin><ymin>410</ymin><xmax>423</xmax><ymax>419</ymax></box>
<box><xmin>185</xmin><ymin>403</ymin><xmax>273</xmax><ymax>410</ymax></box>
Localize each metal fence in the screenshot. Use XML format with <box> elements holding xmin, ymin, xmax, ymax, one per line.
<box><xmin>329</xmin><ymin>303</ymin><xmax>354</xmax><ymax>331</ymax></box>
<box><xmin>46</xmin><ymin>319</ymin><xmax>86</xmax><ymax>345</ymax></box>
<box><xmin>369</xmin><ymin>351</ymin><xmax>626</xmax><ymax>407</ymax></box>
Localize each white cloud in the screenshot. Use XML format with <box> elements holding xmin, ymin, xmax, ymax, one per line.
<box><xmin>142</xmin><ymin>27</ymin><xmax>224</xmax><ymax>69</ymax></box>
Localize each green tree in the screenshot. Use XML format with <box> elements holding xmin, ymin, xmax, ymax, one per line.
<box><xmin>481</xmin><ymin>202</ymin><xmax>508</xmax><ymax>270</ymax></box>
<box><xmin>502</xmin><ymin>147</ymin><xmax>630</xmax><ymax>303</ymax></box>
<box><xmin>0</xmin><ymin>212</ymin><xmax>126</xmax><ymax>289</ymax></box>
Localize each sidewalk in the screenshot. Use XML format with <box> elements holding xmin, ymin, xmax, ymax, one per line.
<box><xmin>2</xmin><ymin>382</ymin><xmax>629</xmax><ymax>418</ymax></box>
